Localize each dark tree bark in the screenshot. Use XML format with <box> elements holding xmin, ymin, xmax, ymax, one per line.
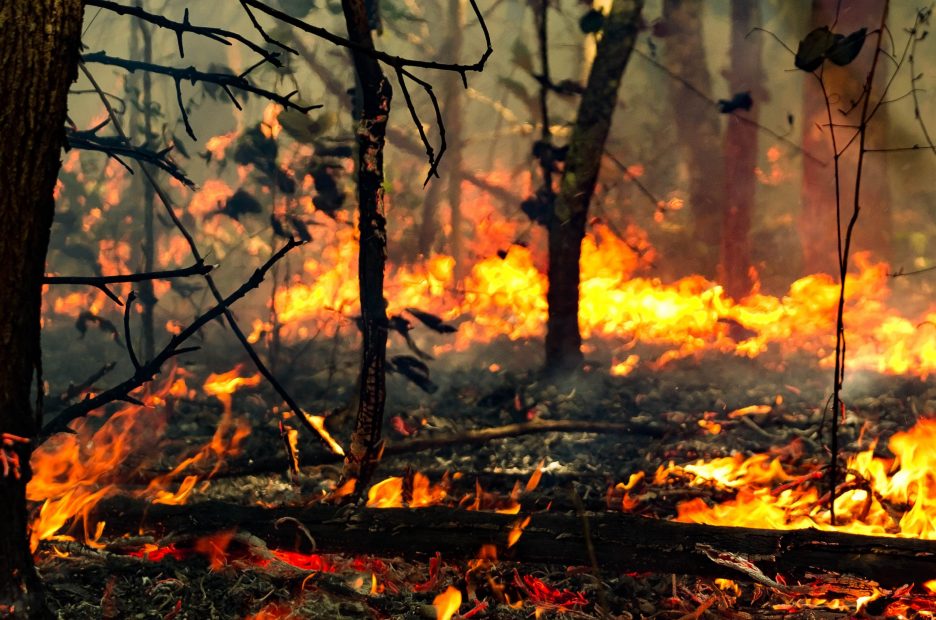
<box><xmin>799</xmin><ymin>0</ymin><xmax>891</xmax><ymax>275</ymax></box>
<box><xmin>0</xmin><ymin>2</ymin><xmax>84</xmax><ymax>617</ymax></box>
<box><xmin>339</xmin><ymin>0</ymin><xmax>393</xmax><ymax>492</ymax></box>
<box><xmin>544</xmin><ymin>0</ymin><xmax>643</xmax><ymax>373</ymax></box>
<box><xmin>662</xmin><ymin>0</ymin><xmax>723</xmax><ymax>278</ymax></box>
<box><xmin>719</xmin><ymin>0</ymin><xmax>765</xmax><ymax>299</ymax></box>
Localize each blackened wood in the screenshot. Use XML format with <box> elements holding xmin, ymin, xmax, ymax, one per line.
<box><xmin>545</xmin><ymin>0</ymin><xmax>644</xmax><ymax>372</ymax></box>
<box><xmin>340</xmin><ymin>0</ymin><xmax>392</xmax><ymax>491</ymax></box>
<box><xmin>95</xmin><ymin>497</ymin><xmax>936</xmax><ymax>588</ymax></box>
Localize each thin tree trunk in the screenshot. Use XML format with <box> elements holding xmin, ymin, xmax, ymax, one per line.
<box><xmin>719</xmin><ymin>0</ymin><xmax>764</xmax><ymax>299</ymax></box>
<box><xmin>445</xmin><ymin>0</ymin><xmax>465</xmax><ymax>281</ymax></box>
<box><xmin>339</xmin><ymin>0</ymin><xmax>392</xmax><ymax>493</ymax></box>
<box><xmin>662</xmin><ymin>0</ymin><xmax>723</xmax><ymax>278</ymax></box>
<box><xmin>545</xmin><ymin>0</ymin><xmax>644</xmax><ymax>373</ymax></box>
<box><xmin>139</xmin><ymin>11</ymin><xmax>157</xmax><ymax>362</ymax></box>
<box><xmin>0</xmin><ymin>2</ymin><xmax>83</xmax><ymax>617</ymax></box>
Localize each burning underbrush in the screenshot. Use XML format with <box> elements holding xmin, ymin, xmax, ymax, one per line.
<box><xmin>25</xmin><ymin>343</ymin><xmax>936</xmax><ymax>617</ymax></box>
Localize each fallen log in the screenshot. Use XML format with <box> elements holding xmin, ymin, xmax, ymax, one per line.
<box><xmin>137</xmin><ymin>418</ymin><xmax>664</xmax><ymax>481</ymax></box>
<box><xmin>92</xmin><ymin>496</ymin><xmax>935</xmax><ymax>588</ymax></box>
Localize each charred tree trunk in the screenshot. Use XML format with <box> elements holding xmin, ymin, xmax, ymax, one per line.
<box><xmin>719</xmin><ymin>0</ymin><xmax>764</xmax><ymax>299</ymax></box>
<box><xmin>662</xmin><ymin>0</ymin><xmax>723</xmax><ymax>278</ymax></box>
<box><xmin>544</xmin><ymin>0</ymin><xmax>643</xmax><ymax>373</ymax></box>
<box><xmin>0</xmin><ymin>2</ymin><xmax>83</xmax><ymax>617</ymax></box>
<box><xmin>340</xmin><ymin>0</ymin><xmax>393</xmax><ymax>493</ymax></box>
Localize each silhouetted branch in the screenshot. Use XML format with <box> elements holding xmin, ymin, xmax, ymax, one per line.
<box><xmin>66</xmin><ymin>128</ymin><xmax>195</xmax><ymax>188</ymax></box>
<box><xmin>86</xmin><ymin>0</ymin><xmax>284</xmax><ymax>67</ymax></box>
<box><xmin>81</xmin><ymin>51</ymin><xmax>321</xmax><ymax>140</ymax></box>
<box><xmin>633</xmin><ymin>47</ymin><xmax>825</xmax><ymax>165</ymax></box>
<box><xmin>41</xmin><ymin>239</ymin><xmax>302</xmax><ymax>437</ymax></box>
<box><xmin>44</xmin><ymin>263</ymin><xmax>212</xmax><ymax>305</ymax></box>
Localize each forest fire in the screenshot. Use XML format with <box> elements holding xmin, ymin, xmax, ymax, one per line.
<box><xmin>7</xmin><ymin>0</ymin><xmax>936</xmax><ymax>618</ymax></box>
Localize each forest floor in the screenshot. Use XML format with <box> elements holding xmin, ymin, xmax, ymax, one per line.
<box><xmin>31</xmin><ymin>345</ymin><xmax>936</xmax><ymax>619</ymax></box>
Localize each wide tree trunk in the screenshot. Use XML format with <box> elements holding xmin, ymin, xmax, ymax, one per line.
<box><xmin>544</xmin><ymin>0</ymin><xmax>643</xmax><ymax>373</ymax></box>
<box><xmin>719</xmin><ymin>0</ymin><xmax>765</xmax><ymax>299</ymax></box>
<box><xmin>662</xmin><ymin>0</ymin><xmax>723</xmax><ymax>278</ymax></box>
<box><xmin>799</xmin><ymin>0</ymin><xmax>891</xmax><ymax>275</ymax></box>
<box><xmin>0</xmin><ymin>2</ymin><xmax>84</xmax><ymax>617</ymax></box>
<box><xmin>339</xmin><ymin>0</ymin><xmax>393</xmax><ymax>493</ymax></box>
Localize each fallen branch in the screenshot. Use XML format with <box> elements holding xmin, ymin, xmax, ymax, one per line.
<box><xmin>92</xmin><ymin>497</ymin><xmax>936</xmax><ymax>588</ymax></box>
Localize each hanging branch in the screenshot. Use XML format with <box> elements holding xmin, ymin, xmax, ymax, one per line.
<box><xmin>41</xmin><ymin>239</ymin><xmax>303</xmax><ymax>437</ymax></box>
<box><xmin>43</xmin><ymin>263</ymin><xmax>212</xmax><ymax>306</ymax></box>
<box><xmin>81</xmin><ymin>51</ymin><xmax>321</xmax><ymax>140</ymax></box>
<box><xmin>84</xmin><ymin>0</ymin><xmax>285</xmax><ymax>67</ymax></box>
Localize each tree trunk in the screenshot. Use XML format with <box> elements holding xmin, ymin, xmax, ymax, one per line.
<box><xmin>339</xmin><ymin>0</ymin><xmax>393</xmax><ymax>494</ymax></box>
<box><xmin>799</xmin><ymin>0</ymin><xmax>891</xmax><ymax>275</ymax></box>
<box><xmin>662</xmin><ymin>0</ymin><xmax>723</xmax><ymax>278</ymax></box>
<box><xmin>545</xmin><ymin>0</ymin><xmax>644</xmax><ymax>373</ymax></box>
<box><xmin>0</xmin><ymin>2</ymin><xmax>83</xmax><ymax>617</ymax></box>
<box><xmin>139</xmin><ymin>12</ymin><xmax>157</xmax><ymax>362</ymax></box>
<box><xmin>719</xmin><ymin>0</ymin><xmax>764</xmax><ymax>299</ymax></box>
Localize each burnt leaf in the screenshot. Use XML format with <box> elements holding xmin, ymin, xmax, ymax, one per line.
<box><xmin>310</xmin><ymin>164</ymin><xmax>345</xmax><ymax>217</ymax></box>
<box><xmin>405</xmin><ymin>308</ymin><xmax>458</xmax><ymax>334</ymax></box>
<box><xmin>233</xmin><ymin>125</ymin><xmax>277</xmax><ymax>169</ymax></box>
<box><xmin>219</xmin><ymin>189</ymin><xmax>262</xmax><ymax>221</ymax></box>
<box><xmin>510</xmin><ymin>39</ymin><xmax>534</xmax><ymax>74</ymax></box>
<box><xmin>390</xmin><ymin>355</ymin><xmax>438</xmax><ymax>394</ymax></box>
<box><xmin>76</xmin><ymin>311</ymin><xmax>121</xmax><ymax>343</ymax></box>
<box><xmin>288</xmin><ymin>215</ymin><xmax>312</xmax><ymax>243</ymax></box>
<box><xmin>271</xmin><ymin>214</ymin><xmax>290</xmax><ymax>239</ymax></box>
<box><xmin>580</xmin><ymin>8</ymin><xmax>605</xmax><ymax>34</ymax></box>
<box><xmin>795</xmin><ymin>26</ymin><xmax>835</xmax><ymax>72</ymax></box>
<box><xmin>717</xmin><ymin>91</ymin><xmax>753</xmax><ymax>114</ymax></box>
<box><xmin>826</xmin><ymin>28</ymin><xmax>867</xmax><ymax>66</ymax></box>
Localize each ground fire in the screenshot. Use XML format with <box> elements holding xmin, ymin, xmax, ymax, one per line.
<box><xmin>3</xmin><ymin>1</ymin><xmax>936</xmax><ymax>619</ymax></box>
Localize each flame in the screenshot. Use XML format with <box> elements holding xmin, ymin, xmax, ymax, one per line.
<box><xmin>433</xmin><ymin>586</ymin><xmax>462</xmax><ymax>620</ymax></box>
<box><xmin>27</xmin><ymin>369</ymin><xmax>259</xmax><ymax>550</ymax></box>
<box><xmin>631</xmin><ymin>419</ymin><xmax>936</xmax><ymax>540</ymax></box>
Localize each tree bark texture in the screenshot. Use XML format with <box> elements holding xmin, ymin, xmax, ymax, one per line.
<box><xmin>662</xmin><ymin>0</ymin><xmax>724</xmax><ymax>278</ymax></box>
<box><xmin>719</xmin><ymin>0</ymin><xmax>764</xmax><ymax>299</ymax></box>
<box><xmin>96</xmin><ymin>497</ymin><xmax>936</xmax><ymax>589</ymax></box>
<box><xmin>545</xmin><ymin>0</ymin><xmax>643</xmax><ymax>373</ymax></box>
<box><xmin>799</xmin><ymin>0</ymin><xmax>891</xmax><ymax>275</ymax></box>
<box><xmin>340</xmin><ymin>0</ymin><xmax>393</xmax><ymax>493</ymax></box>
<box><xmin>0</xmin><ymin>2</ymin><xmax>83</xmax><ymax>617</ymax></box>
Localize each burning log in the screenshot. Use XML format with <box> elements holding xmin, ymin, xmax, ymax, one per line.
<box><xmin>93</xmin><ymin>497</ymin><xmax>935</xmax><ymax>588</ymax></box>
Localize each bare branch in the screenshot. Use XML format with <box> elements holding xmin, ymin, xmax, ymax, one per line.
<box><xmin>81</xmin><ymin>51</ymin><xmax>321</xmax><ymax>140</ymax></box>
<box><xmin>86</xmin><ymin>0</ymin><xmax>284</xmax><ymax>67</ymax></box>
<box><xmin>41</xmin><ymin>240</ymin><xmax>302</xmax><ymax>437</ymax></box>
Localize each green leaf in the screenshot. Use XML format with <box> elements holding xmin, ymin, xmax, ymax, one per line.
<box><xmin>579</xmin><ymin>8</ymin><xmax>605</xmax><ymax>34</ymax></box>
<box><xmin>795</xmin><ymin>26</ymin><xmax>835</xmax><ymax>72</ymax></box>
<box><xmin>826</xmin><ymin>28</ymin><xmax>867</xmax><ymax>66</ymax></box>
